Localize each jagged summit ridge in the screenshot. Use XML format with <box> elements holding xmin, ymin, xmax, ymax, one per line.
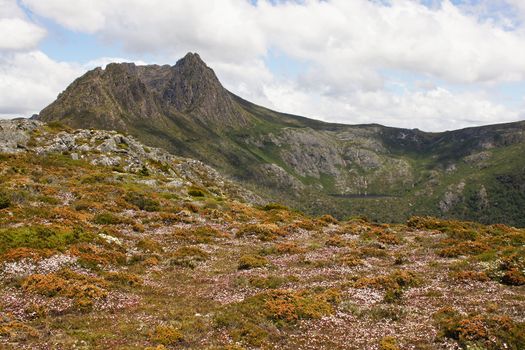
<box><xmin>39</xmin><ymin>52</ymin><xmax>249</xmax><ymax>130</ymax></box>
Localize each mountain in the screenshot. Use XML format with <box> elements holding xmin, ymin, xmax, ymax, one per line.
<box><xmin>37</xmin><ymin>53</ymin><xmax>525</xmax><ymax>226</ymax></box>
<box><xmin>1</xmin><ymin>118</ymin><xmax>524</xmax><ymax>349</ymax></box>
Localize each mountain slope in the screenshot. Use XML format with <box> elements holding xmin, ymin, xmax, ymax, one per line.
<box><xmin>1</xmin><ymin>119</ymin><xmax>524</xmax><ymax>349</ymax></box>
<box><xmin>37</xmin><ymin>53</ymin><xmax>525</xmax><ymax>226</ymax></box>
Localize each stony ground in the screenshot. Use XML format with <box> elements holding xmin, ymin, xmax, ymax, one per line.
<box><xmin>0</xmin><ymin>122</ymin><xmax>524</xmax><ymax>350</ymax></box>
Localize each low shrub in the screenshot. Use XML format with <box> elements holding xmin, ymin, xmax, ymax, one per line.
<box><xmin>215</xmin><ymin>288</ymin><xmax>340</xmax><ymax>345</ymax></box>
<box><xmin>187</xmin><ymin>187</ymin><xmax>206</xmax><ymax>197</ymax></box>
<box><xmin>0</xmin><ymin>191</ymin><xmax>11</xmax><ymax>209</ymax></box>
<box><xmin>262</xmin><ymin>203</ymin><xmax>289</xmax><ymax>211</ymax></box>
<box><xmin>452</xmin><ymin>271</ymin><xmax>490</xmax><ymax>282</ymax></box>
<box><xmin>93</xmin><ymin>212</ymin><xmax>123</xmax><ymax>225</ymax></box>
<box><xmin>354</xmin><ymin>270</ymin><xmax>420</xmax><ymax>291</ymax></box>
<box><xmin>137</xmin><ymin>238</ymin><xmax>163</xmax><ymax>253</ymax></box>
<box><xmin>438</xmin><ymin>241</ymin><xmax>491</xmax><ymax>258</ymax></box>
<box><xmin>0</xmin><ymin>247</ymin><xmax>55</xmax><ymax>262</ymax></box>
<box><xmin>236</xmin><ymin>224</ymin><xmax>285</xmax><ymax>241</ymax></box>
<box><xmin>105</xmin><ymin>271</ymin><xmax>143</xmax><ymax>286</ymax></box>
<box><xmin>272</xmin><ymin>242</ymin><xmax>305</xmax><ymax>255</ymax></box>
<box><xmin>379</xmin><ymin>336</ymin><xmax>400</xmax><ymax>350</ymax></box>
<box><xmin>0</xmin><ymin>226</ymin><xmax>95</xmax><ymax>254</ymax></box>
<box><xmin>21</xmin><ymin>269</ymin><xmax>108</xmax><ymax>306</ymax></box>
<box><xmin>434</xmin><ymin>307</ymin><xmax>525</xmax><ymax>349</ymax></box>
<box><xmin>151</xmin><ymin>325</ymin><xmax>184</xmax><ymax>345</ymax></box>
<box><xmin>501</xmin><ymin>269</ymin><xmax>525</xmax><ymax>286</ymax></box>
<box><xmin>318</xmin><ymin>214</ymin><xmax>338</xmax><ymax>224</ymax></box>
<box><xmin>247</xmin><ymin>275</ymin><xmax>296</xmax><ymax>289</ymax></box>
<box><xmin>238</xmin><ymin>254</ymin><xmax>268</xmax><ymax>270</ymax></box>
<box><xmin>325</xmin><ymin>236</ymin><xmax>349</xmax><ymax>247</ymax></box>
<box><xmin>0</xmin><ymin>320</ymin><xmax>39</xmax><ymax>340</ymax></box>
<box><xmin>172</xmin><ymin>225</ymin><xmax>227</xmax><ymax>244</ymax></box>
<box><xmin>70</xmin><ymin>243</ymin><xmax>126</xmax><ymax>268</ymax></box>
<box><xmin>170</xmin><ymin>246</ymin><xmax>208</xmax><ymax>268</ymax></box>
<box><xmin>124</xmin><ymin>192</ymin><xmax>160</xmax><ymax>212</ymax></box>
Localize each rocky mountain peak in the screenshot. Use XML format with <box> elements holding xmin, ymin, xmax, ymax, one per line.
<box><xmin>175</xmin><ymin>52</ymin><xmax>207</xmax><ymax>69</ymax></box>
<box><xmin>162</xmin><ymin>52</ymin><xmax>230</xmax><ymax>115</ymax></box>
<box><xmin>38</xmin><ymin>52</ymin><xmax>250</xmax><ymax>131</ymax></box>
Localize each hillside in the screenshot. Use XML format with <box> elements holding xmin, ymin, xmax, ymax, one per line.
<box><xmin>0</xmin><ymin>119</ymin><xmax>524</xmax><ymax>349</ymax></box>
<box><xmin>37</xmin><ymin>53</ymin><xmax>525</xmax><ymax>226</ymax></box>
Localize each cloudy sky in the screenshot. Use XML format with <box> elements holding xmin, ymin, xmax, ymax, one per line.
<box><xmin>2</xmin><ymin>0</ymin><xmax>525</xmax><ymax>131</ymax></box>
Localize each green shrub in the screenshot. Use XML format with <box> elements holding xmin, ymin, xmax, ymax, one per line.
<box><xmin>261</xmin><ymin>203</ymin><xmax>289</xmax><ymax>211</ymax></box>
<box><xmin>93</xmin><ymin>212</ymin><xmax>122</xmax><ymax>225</ymax></box>
<box><xmin>139</xmin><ymin>165</ymin><xmax>150</xmax><ymax>177</ymax></box>
<box><xmin>215</xmin><ymin>288</ymin><xmax>340</xmax><ymax>345</ymax></box>
<box><xmin>0</xmin><ymin>191</ymin><xmax>10</xmax><ymax>209</ymax></box>
<box><xmin>188</xmin><ymin>187</ymin><xmax>206</xmax><ymax>197</ymax></box>
<box><xmin>124</xmin><ymin>192</ymin><xmax>160</xmax><ymax>212</ymax></box>
<box><xmin>0</xmin><ymin>226</ymin><xmax>95</xmax><ymax>254</ymax></box>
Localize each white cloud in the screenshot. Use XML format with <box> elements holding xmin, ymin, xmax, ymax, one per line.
<box><xmin>4</xmin><ymin>0</ymin><xmax>525</xmax><ymax>130</ymax></box>
<box><xmin>0</xmin><ymin>51</ymin><xmax>82</xmax><ymax>117</ymax></box>
<box><xmin>0</xmin><ymin>18</ymin><xmax>46</xmax><ymax>51</ymax></box>
<box><xmin>0</xmin><ymin>0</ymin><xmax>79</xmax><ymax>117</ymax></box>
<box><xmin>21</xmin><ymin>0</ymin><xmax>525</xmax><ymax>85</ymax></box>
<box><xmin>262</xmin><ymin>80</ymin><xmax>521</xmax><ymax>131</ymax></box>
<box><xmin>0</xmin><ymin>0</ymin><xmax>46</xmax><ymax>51</ymax></box>
<box><xmin>20</xmin><ymin>0</ymin><xmax>107</xmax><ymax>33</ymax></box>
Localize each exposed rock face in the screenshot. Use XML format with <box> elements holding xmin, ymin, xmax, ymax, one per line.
<box><xmin>0</xmin><ymin>119</ymin><xmax>260</xmax><ymax>204</ymax></box>
<box><xmin>439</xmin><ymin>181</ymin><xmax>466</xmax><ymax>213</ymax></box>
<box><xmin>0</xmin><ymin>118</ymin><xmax>40</xmax><ymax>153</ymax></box>
<box><xmin>270</xmin><ymin>128</ymin><xmax>345</xmax><ymax>178</ymax></box>
<box><xmin>255</xmin><ymin>163</ymin><xmax>305</xmax><ymax>193</ymax></box>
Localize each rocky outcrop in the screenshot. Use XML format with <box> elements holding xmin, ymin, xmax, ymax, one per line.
<box><xmin>439</xmin><ymin>181</ymin><xmax>466</xmax><ymax>213</ymax></box>
<box><xmin>0</xmin><ymin>119</ymin><xmax>260</xmax><ymax>204</ymax></box>
<box><xmin>0</xmin><ymin>118</ymin><xmax>40</xmax><ymax>153</ymax></box>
